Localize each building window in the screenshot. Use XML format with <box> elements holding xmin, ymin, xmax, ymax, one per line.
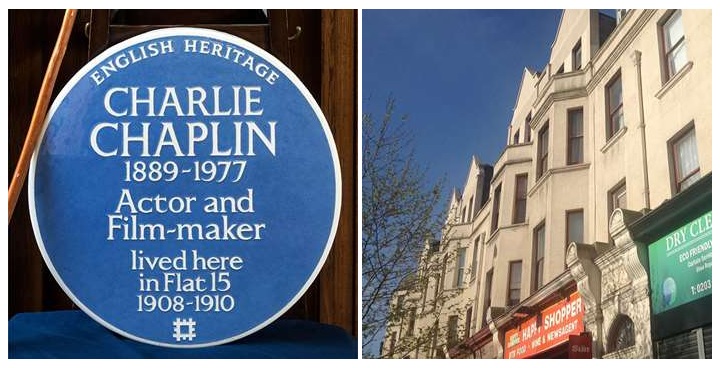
<box><xmin>556</xmin><ymin>63</ymin><xmax>565</xmax><ymax>74</ymax></box>
<box><xmin>389</xmin><ymin>331</ymin><xmax>397</xmax><ymax>357</ymax></box>
<box><xmin>513</xmin><ymin>130</ymin><xmax>520</xmax><ymax>145</ymax></box>
<box><xmin>572</xmin><ymin>40</ymin><xmax>582</xmax><ymax>70</ymax></box>
<box><xmin>440</xmin><ymin>253</ymin><xmax>449</xmax><ymax>291</ymax></box>
<box><xmin>671</xmin><ymin>126</ymin><xmax>700</xmax><ymax>192</ymax></box>
<box><xmin>607</xmin><ymin>314</ymin><xmax>635</xmax><ymax>353</ymax></box>
<box><xmin>406</xmin><ymin>308</ymin><xmax>416</xmax><ymax>337</ymax></box>
<box><xmin>537</xmin><ymin>123</ymin><xmax>549</xmax><ymax>179</ymax></box>
<box><xmin>507</xmin><ymin>261</ymin><xmax>522</xmax><ymax>306</ymax></box>
<box><xmin>524</xmin><ymin>113</ymin><xmax>532</xmax><ymax>143</ymax></box>
<box><xmin>609</xmin><ymin>181</ymin><xmax>627</xmax><ymax>214</ymax></box>
<box><xmin>661</xmin><ymin>10</ymin><xmax>688</xmax><ymax>81</ymax></box>
<box><xmin>566</xmin><ymin>210</ymin><xmax>584</xmax><ymax>245</ymax></box>
<box><xmin>430</xmin><ymin>321</ymin><xmax>439</xmax><ymax>358</ymax></box>
<box><xmin>468</xmin><ymin>196</ymin><xmax>474</xmax><ymax>222</ymax></box>
<box><xmin>566</xmin><ymin>210</ymin><xmax>583</xmax><ymax>268</ymax></box>
<box><xmin>464</xmin><ymin>307</ymin><xmax>473</xmax><ymax>340</ymax></box>
<box><xmin>512</xmin><ymin>174</ymin><xmax>528</xmax><ymax>224</ymax></box>
<box><xmin>471</xmin><ymin>236</ymin><xmax>481</xmax><ymax>280</ymax></box>
<box><xmin>461</xmin><ymin>206</ymin><xmax>466</xmax><ymax>223</ymax></box>
<box><xmin>447</xmin><ymin>315</ymin><xmax>459</xmax><ymax>346</ymax></box>
<box><xmin>482</xmin><ymin>269</ymin><xmax>493</xmax><ymax>327</ymax></box>
<box><xmin>455</xmin><ymin>248</ymin><xmax>467</xmax><ymax>288</ymax></box>
<box><xmin>532</xmin><ymin>223</ymin><xmax>545</xmax><ymax>292</ymax></box>
<box><xmin>491</xmin><ymin>184</ymin><xmax>502</xmax><ymax>232</ymax></box>
<box><xmin>606</xmin><ymin>71</ymin><xmax>624</xmax><ymax>140</ymax></box>
<box><xmin>567</xmin><ymin>108</ymin><xmax>583</xmax><ymax>165</ymax></box>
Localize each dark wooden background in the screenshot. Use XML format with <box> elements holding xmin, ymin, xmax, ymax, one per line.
<box><xmin>8</xmin><ymin>9</ymin><xmax>357</xmax><ymax>337</ymax></box>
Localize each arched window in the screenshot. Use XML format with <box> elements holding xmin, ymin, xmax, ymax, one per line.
<box><xmin>607</xmin><ymin>314</ymin><xmax>635</xmax><ymax>352</ymax></box>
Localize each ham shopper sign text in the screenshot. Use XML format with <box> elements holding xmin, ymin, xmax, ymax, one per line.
<box><xmin>29</xmin><ymin>28</ymin><xmax>341</xmax><ymax>348</ymax></box>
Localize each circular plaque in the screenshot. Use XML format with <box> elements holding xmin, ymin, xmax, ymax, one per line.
<box><xmin>29</xmin><ymin>28</ymin><xmax>341</xmax><ymax>347</ymax></box>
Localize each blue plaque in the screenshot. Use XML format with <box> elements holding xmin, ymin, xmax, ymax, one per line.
<box><xmin>29</xmin><ymin>28</ymin><xmax>341</xmax><ymax>347</ymax></box>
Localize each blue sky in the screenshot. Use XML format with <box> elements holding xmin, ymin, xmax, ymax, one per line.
<box><xmin>363</xmin><ymin>9</ymin><xmax>563</xmax><ymax>205</ymax></box>
<box><xmin>362</xmin><ymin>9</ymin><xmax>563</xmax><ymax>356</ymax></box>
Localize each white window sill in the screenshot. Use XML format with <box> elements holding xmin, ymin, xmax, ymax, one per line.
<box><xmin>655</xmin><ymin>61</ymin><xmax>693</xmax><ymax>99</ymax></box>
<box><xmin>601</xmin><ymin>126</ymin><xmax>628</xmax><ymax>153</ymax></box>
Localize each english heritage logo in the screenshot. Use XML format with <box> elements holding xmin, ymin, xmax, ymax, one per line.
<box><xmin>29</xmin><ymin>28</ymin><xmax>341</xmax><ymax>347</ymax></box>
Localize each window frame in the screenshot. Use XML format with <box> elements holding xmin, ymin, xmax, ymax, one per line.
<box><xmin>605</xmin><ymin>71</ymin><xmax>624</xmax><ymax>140</ymax></box>
<box><xmin>531</xmin><ymin>221</ymin><xmax>545</xmax><ymax>292</ymax></box>
<box><xmin>482</xmin><ymin>268</ymin><xmax>493</xmax><ymax>327</ymax></box>
<box><xmin>455</xmin><ymin>247</ymin><xmax>467</xmax><ymax>288</ymax></box>
<box><xmin>512</xmin><ymin>173</ymin><xmax>528</xmax><ymax>224</ymax></box>
<box><xmin>464</xmin><ymin>307</ymin><xmax>473</xmax><ymax>340</ymax></box>
<box><xmin>567</xmin><ymin>108</ymin><xmax>584</xmax><ymax>165</ymax></box>
<box><xmin>470</xmin><ymin>236</ymin><xmax>481</xmax><ymax>280</ymax></box>
<box><xmin>669</xmin><ymin>123</ymin><xmax>700</xmax><ymax>193</ymax></box>
<box><xmin>660</xmin><ymin>10</ymin><xmax>688</xmax><ymax>82</ymax></box>
<box><xmin>572</xmin><ymin>39</ymin><xmax>582</xmax><ymax>71</ymax></box>
<box><xmin>537</xmin><ymin>122</ymin><xmax>549</xmax><ymax>179</ymax></box>
<box><xmin>447</xmin><ymin>315</ymin><xmax>459</xmax><ymax>346</ymax></box>
<box><xmin>507</xmin><ymin>260</ymin><xmax>522</xmax><ymax>307</ymax></box>
<box><xmin>524</xmin><ymin>112</ymin><xmax>532</xmax><ymax>143</ymax></box>
<box><xmin>491</xmin><ymin>184</ymin><xmax>502</xmax><ymax>232</ymax></box>
<box><xmin>565</xmin><ymin>209</ymin><xmax>584</xmax><ymax>267</ymax></box>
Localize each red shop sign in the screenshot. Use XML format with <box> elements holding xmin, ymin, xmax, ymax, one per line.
<box><xmin>568</xmin><ymin>333</ymin><xmax>592</xmax><ymax>359</ymax></box>
<box><xmin>504</xmin><ymin>291</ymin><xmax>584</xmax><ymax>359</ymax></box>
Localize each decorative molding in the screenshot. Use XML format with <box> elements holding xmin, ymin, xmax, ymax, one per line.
<box><xmin>600</xmin><ymin>126</ymin><xmax>628</xmax><ymax>153</ymax></box>
<box><xmin>655</xmin><ymin>61</ymin><xmax>693</xmax><ymax>99</ymax></box>
<box><xmin>586</xmin><ymin>10</ymin><xmax>657</xmax><ymax>92</ymax></box>
<box><xmin>527</xmin><ymin>162</ymin><xmax>590</xmax><ymax>197</ymax></box>
<box><xmin>489</xmin><ymin>158</ymin><xmax>533</xmax><ymax>186</ymax></box>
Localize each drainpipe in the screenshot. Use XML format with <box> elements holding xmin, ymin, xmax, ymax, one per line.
<box><xmin>631</xmin><ymin>50</ymin><xmax>651</xmax><ymax>211</ymax></box>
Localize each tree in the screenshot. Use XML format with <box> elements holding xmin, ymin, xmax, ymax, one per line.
<box><xmin>362</xmin><ymin>97</ymin><xmax>446</xmax><ymax>358</ymax></box>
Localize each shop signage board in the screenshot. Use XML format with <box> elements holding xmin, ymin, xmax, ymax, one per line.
<box><xmin>29</xmin><ymin>28</ymin><xmax>341</xmax><ymax>347</ymax></box>
<box><xmin>648</xmin><ymin>211</ymin><xmax>712</xmax><ymax>315</ymax></box>
<box><xmin>504</xmin><ymin>291</ymin><xmax>584</xmax><ymax>359</ymax></box>
<box><xmin>568</xmin><ymin>333</ymin><xmax>592</xmax><ymax>359</ymax></box>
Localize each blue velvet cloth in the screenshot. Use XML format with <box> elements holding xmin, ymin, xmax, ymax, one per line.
<box><xmin>9</xmin><ymin>310</ymin><xmax>357</xmax><ymax>358</ymax></box>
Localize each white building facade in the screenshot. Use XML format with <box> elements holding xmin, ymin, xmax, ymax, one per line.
<box><xmin>382</xmin><ymin>9</ymin><xmax>711</xmax><ymax>359</ymax></box>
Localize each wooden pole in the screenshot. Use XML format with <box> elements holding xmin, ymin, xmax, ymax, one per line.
<box><xmin>8</xmin><ymin>9</ymin><xmax>77</xmax><ymax>224</ymax></box>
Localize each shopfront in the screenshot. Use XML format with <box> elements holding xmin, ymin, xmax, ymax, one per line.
<box><xmin>503</xmin><ymin>291</ymin><xmax>588</xmax><ymax>359</ymax></box>
<box><xmin>630</xmin><ymin>174</ymin><xmax>712</xmax><ymax>359</ymax></box>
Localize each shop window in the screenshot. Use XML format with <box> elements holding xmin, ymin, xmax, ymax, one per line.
<box><xmin>607</xmin><ymin>314</ymin><xmax>635</xmax><ymax>353</ymax></box>
<box><xmin>572</xmin><ymin>40</ymin><xmax>582</xmax><ymax>70</ymax></box>
<box><xmin>532</xmin><ymin>222</ymin><xmax>545</xmax><ymax>292</ymax></box>
<box><xmin>661</xmin><ymin>10</ymin><xmax>688</xmax><ymax>81</ymax></box>
<box><xmin>670</xmin><ymin>125</ymin><xmax>700</xmax><ymax>193</ymax></box>
<box><xmin>513</xmin><ymin>174</ymin><xmax>528</xmax><ymax>224</ymax></box>
<box><xmin>567</xmin><ymin>108</ymin><xmax>584</xmax><ymax>165</ymax></box>
<box><xmin>455</xmin><ymin>248</ymin><xmax>467</xmax><ymax>288</ymax></box>
<box><xmin>537</xmin><ymin>122</ymin><xmax>549</xmax><ymax>179</ymax></box>
<box><xmin>482</xmin><ymin>268</ymin><xmax>493</xmax><ymax>327</ymax></box>
<box><xmin>447</xmin><ymin>315</ymin><xmax>459</xmax><ymax>346</ymax></box>
<box><xmin>605</xmin><ymin>71</ymin><xmax>624</xmax><ymax>140</ymax></box>
<box><xmin>491</xmin><ymin>184</ymin><xmax>502</xmax><ymax>232</ymax></box>
<box><xmin>507</xmin><ymin>261</ymin><xmax>522</xmax><ymax>306</ymax></box>
<box><xmin>524</xmin><ymin>113</ymin><xmax>532</xmax><ymax>143</ymax></box>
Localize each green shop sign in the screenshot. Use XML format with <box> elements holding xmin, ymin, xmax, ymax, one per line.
<box><xmin>649</xmin><ymin>211</ymin><xmax>712</xmax><ymax>315</ymax></box>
